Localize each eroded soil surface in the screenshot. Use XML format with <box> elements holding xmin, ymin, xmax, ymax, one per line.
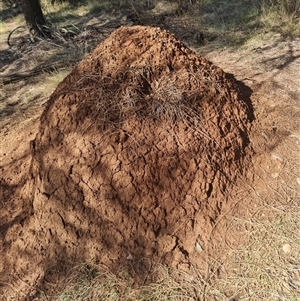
<box><xmin>0</xmin><ymin>23</ymin><xmax>299</xmax><ymax>300</ymax></box>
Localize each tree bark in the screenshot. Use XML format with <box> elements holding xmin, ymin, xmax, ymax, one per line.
<box><xmin>20</xmin><ymin>0</ymin><xmax>50</xmax><ymax>37</ymax></box>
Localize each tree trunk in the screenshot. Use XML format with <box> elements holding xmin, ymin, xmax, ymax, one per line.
<box><xmin>20</xmin><ymin>0</ymin><xmax>50</xmax><ymax>37</ymax></box>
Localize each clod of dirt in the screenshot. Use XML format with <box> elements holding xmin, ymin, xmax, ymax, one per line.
<box><xmin>0</xmin><ymin>25</ymin><xmax>253</xmax><ymax>299</ymax></box>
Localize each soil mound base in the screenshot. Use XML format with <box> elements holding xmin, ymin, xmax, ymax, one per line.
<box><xmin>1</xmin><ymin>25</ymin><xmax>252</xmax><ymax>299</ymax></box>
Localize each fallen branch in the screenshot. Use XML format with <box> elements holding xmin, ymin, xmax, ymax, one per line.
<box><xmin>0</xmin><ymin>61</ymin><xmax>75</xmax><ymax>85</ymax></box>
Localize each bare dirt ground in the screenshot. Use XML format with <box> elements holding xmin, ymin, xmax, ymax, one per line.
<box><xmin>203</xmin><ymin>34</ymin><xmax>300</xmax><ymax>299</ymax></box>
<box><xmin>0</xmin><ymin>7</ymin><xmax>299</xmax><ymax>301</ymax></box>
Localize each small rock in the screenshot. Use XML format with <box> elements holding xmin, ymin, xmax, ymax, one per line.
<box><xmin>126</xmin><ymin>254</ymin><xmax>133</xmax><ymax>260</ymax></box>
<box><xmin>195</xmin><ymin>242</ymin><xmax>203</xmax><ymax>253</ymax></box>
<box><xmin>282</xmin><ymin>244</ymin><xmax>291</xmax><ymax>254</ymax></box>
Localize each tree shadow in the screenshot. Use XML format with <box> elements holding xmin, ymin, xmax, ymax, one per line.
<box><xmin>196</xmin><ymin>0</ymin><xmax>262</xmax><ymax>49</ymax></box>
<box><xmin>1</xmin><ymin>3</ymin><xmax>22</xmax><ymax>23</ymax></box>
<box><xmin>259</xmin><ymin>40</ymin><xmax>300</xmax><ymax>71</ymax></box>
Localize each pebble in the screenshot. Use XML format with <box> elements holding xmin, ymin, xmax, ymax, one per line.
<box><xmin>282</xmin><ymin>244</ymin><xmax>291</xmax><ymax>254</ymax></box>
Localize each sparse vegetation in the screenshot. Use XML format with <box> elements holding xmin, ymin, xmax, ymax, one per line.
<box><xmin>260</xmin><ymin>0</ymin><xmax>300</xmax><ymax>36</ymax></box>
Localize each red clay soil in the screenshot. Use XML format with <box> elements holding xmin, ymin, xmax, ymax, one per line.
<box><xmin>0</xmin><ymin>25</ymin><xmax>253</xmax><ymax>299</ymax></box>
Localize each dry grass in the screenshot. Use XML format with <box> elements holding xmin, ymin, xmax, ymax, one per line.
<box><xmin>71</xmin><ymin>68</ymin><xmax>218</xmax><ymax>141</ymax></box>
<box><xmin>260</xmin><ymin>0</ymin><xmax>300</xmax><ymax>36</ymax></box>
<box><xmin>36</xmin><ymin>263</ymin><xmax>202</xmax><ymax>301</ymax></box>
